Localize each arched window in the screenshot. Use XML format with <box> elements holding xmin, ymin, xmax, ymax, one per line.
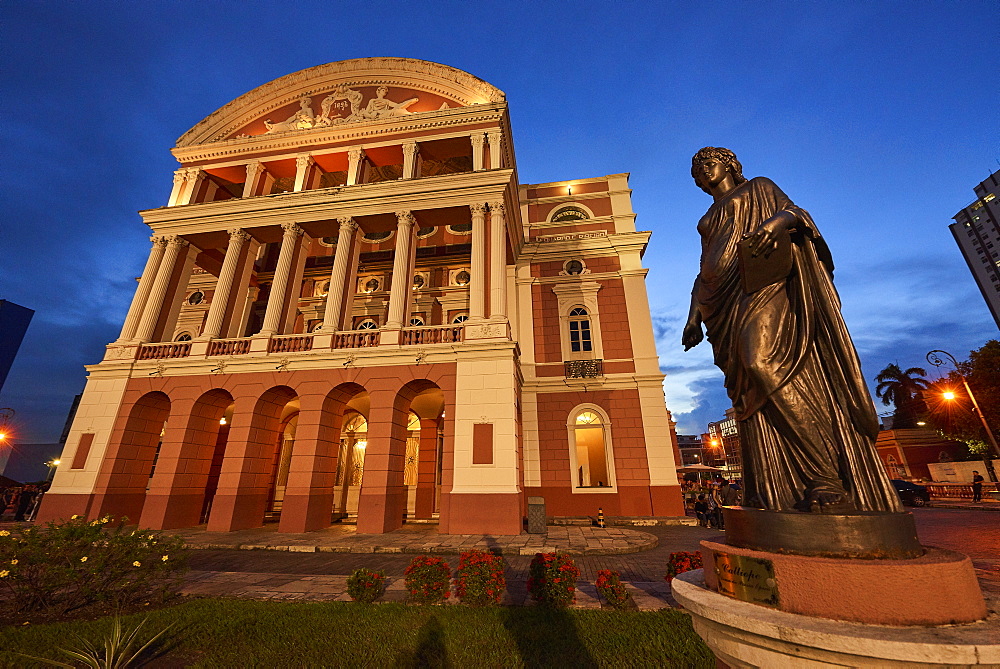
<box><xmin>409</xmin><ymin>316</ymin><xmax>425</xmax><ymax>327</ymax></box>
<box><xmin>568</xmin><ymin>308</ymin><xmax>592</xmax><ymax>353</ymax></box>
<box><xmin>452</xmin><ymin>314</ymin><xmax>469</xmax><ymax>324</ymax></box>
<box><xmin>175</xmin><ymin>332</ymin><xmax>193</xmax><ymax>341</ymax></box>
<box><xmin>357</xmin><ymin>319</ymin><xmax>378</xmax><ymax>330</ymax></box>
<box><xmin>569</xmin><ymin>407</ymin><xmax>614</xmax><ymax>489</ymax></box>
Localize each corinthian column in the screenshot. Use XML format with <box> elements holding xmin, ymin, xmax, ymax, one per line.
<box><xmin>134</xmin><ymin>236</ymin><xmax>189</xmax><ymax>343</ymax></box>
<box><xmin>258</xmin><ymin>223</ymin><xmax>304</xmax><ymax>336</ymax></box>
<box><xmin>243</xmin><ymin>161</ymin><xmax>264</xmax><ymax>198</ymax></box>
<box><xmin>471</xmin><ymin>133</ymin><xmax>485</xmax><ymax>172</ymax></box>
<box><xmin>385</xmin><ymin>211</ymin><xmax>416</xmax><ymax>330</ymax></box>
<box><xmin>487</xmin><ymin>130</ymin><xmax>503</xmax><ymax>169</ymax></box>
<box><xmin>347</xmin><ymin>147</ymin><xmax>365</xmax><ymax>186</ymax></box>
<box><xmin>318</xmin><ymin>217</ymin><xmax>358</xmax><ymax>332</ymax></box>
<box><xmin>402</xmin><ymin>141</ymin><xmax>419</xmax><ymax>179</ymax></box>
<box><xmin>469</xmin><ymin>203</ymin><xmax>487</xmax><ymax>320</ymax></box>
<box><xmin>116</xmin><ymin>236</ymin><xmax>167</xmax><ymax>343</ymax></box>
<box><xmin>489</xmin><ymin>201</ymin><xmax>507</xmax><ymax>319</ymax></box>
<box><xmin>200</xmin><ymin>229</ymin><xmax>250</xmax><ymax>340</ymax></box>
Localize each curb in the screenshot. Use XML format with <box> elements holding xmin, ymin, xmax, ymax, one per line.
<box><xmin>182</xmin><ymin>534</ymin><xmax>659</xmax><ymax>556</ymax></box>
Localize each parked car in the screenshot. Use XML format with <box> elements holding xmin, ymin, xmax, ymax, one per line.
<box><xmin>891</xmin><ymin>479</ymin><xmax>930</xmax><ymax>507</ymax></box>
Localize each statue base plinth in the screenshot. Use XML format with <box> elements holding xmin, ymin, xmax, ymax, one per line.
<box><xmin>722</xmin><ymin>506</ymin><xmax>922</xmax><ymax>558</ymax></box>
<box><xmin>671</xmin><ymin>565</ymin><xmax>997</xmax><ymax>668</ymax></box>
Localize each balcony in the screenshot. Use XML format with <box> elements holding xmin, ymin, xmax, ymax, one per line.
<box><xmin>137</xmin><ymin>342</ymin><xmax>191</xmax><ymax>360</ymax></box>
<box><xmin>564</xmin><ymin>359</ymin><xmax>603</xmax><ymax>379</ymax></box>
<box><xmin>207</xmin><ymin>338</ymin><xmax>251</xmax><ymax>356</ymax></box>
<box><xmin>268</xmin><ymin>334</ymin><xmax>314</xmax><ymax>353</ymax></box>
<box><xmin>400</xmin><ymin>325</ymin><xmax>464</xmax><ymax>346</ymax></box>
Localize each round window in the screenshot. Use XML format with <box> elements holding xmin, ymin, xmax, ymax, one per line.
<box><xmin>452</xmin><ymin>314</ymin><xmax>469</xmax><ymax>324</ymax></box>
<box><xmin>565</xmin><ymin>260</ymin><xmax>585</xmax><ymax>275</ymax></box>
<box><xmin>175</xmin><ymin>332</ymin><xmax>193</xmax><ymax>341</ymax></box>
<box><xmin>413</xmin><ymin>274</ymin><xmax>425</xmax><ymax>289</ymax></box>
<box><xmin>455</xmin><ymin>270</ymin><xmax>471</xmax><ymax>286</ymax></box>
<box><xmin>188</xmin><ymin>291</ymin><xmax>204</xmax><ymax>305</ymax></box>
<box><xmin>364</xmin><ymin>278</ymin><xmax>380</xmax><ymax>293</ymax></box>
<box><xmin>362</xmin><ymin>230</ymin><xmax>393</xmax><ymax>243</ymax></box>
<box><xmin>410</xmin><ymin>316</ymin><xmax>425</xmax><ymax>326</ymax></box>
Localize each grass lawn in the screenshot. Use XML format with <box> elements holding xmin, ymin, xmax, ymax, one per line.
<box><xmin>0</xmin><ymin>598</ymin><xmax>714</xmax><ymax>667</ymax></box>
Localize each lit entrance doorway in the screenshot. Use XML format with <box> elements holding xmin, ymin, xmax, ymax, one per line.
<box><xmin>333</xmin><ymin>411</ymin><xmax>426</xmax><ymax>519</ymax></box>
<box><xmin>266</xmin><ymin>405</ymin><xmax>300</xmax><ymax>521</ymax></box>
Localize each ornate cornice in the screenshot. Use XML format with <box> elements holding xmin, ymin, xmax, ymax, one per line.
<box><xmin>176</xmin><ymin>58</ymin><xmax>507</xmax><ymax>148</ymax></box>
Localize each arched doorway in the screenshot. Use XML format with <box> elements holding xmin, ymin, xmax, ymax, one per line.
<box><xmin>92</xmin><ymin>391</ymin><xmax>171</xmax><ymax>522</ymax></box>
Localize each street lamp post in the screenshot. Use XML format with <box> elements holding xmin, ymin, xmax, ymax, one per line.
<box><xmin>927</xmin><ymin>349</ymin><xmax>1000</xmax><ymax>482</ymax></box>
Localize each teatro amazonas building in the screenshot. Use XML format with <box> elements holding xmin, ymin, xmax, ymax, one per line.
<box><xmin>38</xmin><ymin>58</ymin><xmax>683</xmax><ymax>535</ymax></box>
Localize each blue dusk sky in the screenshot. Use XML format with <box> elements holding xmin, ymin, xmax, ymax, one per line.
<box><xmin>1</xmin><ymin>1</ymin><xmax>997</xmax><ymax>443</ymax></box>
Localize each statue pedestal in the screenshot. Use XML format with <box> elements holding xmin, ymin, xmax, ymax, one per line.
<box><xmin>671</xmin><ymin>510</ymin><xmax>994</xmax><ymax>668</ymax></box>
<box><xmin>671</xmin><ymin>568</ymin><xmax>999</xmax><ymax>668</ymax></box>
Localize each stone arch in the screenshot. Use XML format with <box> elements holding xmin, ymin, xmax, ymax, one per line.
<box><xmin>177</xmin><ymin>58</ymin><xmax>506</xmax><ymax>147</ymax></box>
<box><xmin>207</xmin><ymin>385</ymin><xmax>298</xmax><ymax>532</ymax></box>
<box><xmin>140</xmin><ymin>388</ymin><xmax>234</xmax><ymax>530</ymax></box>
<box><xmin>279</xmin><ymin>381</ymin><xmax>370</xmax><ymax>532</ymax></box>
<box><xmin>91</xmin><ymin>391</ymin><xmax>171</xmax><ymax>522</ymax></box>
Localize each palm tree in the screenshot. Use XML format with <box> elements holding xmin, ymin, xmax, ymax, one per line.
<box><xmin>875</xmin><ymin>364</ymin><xmax>930</xmax><ymax>429</ymax></box>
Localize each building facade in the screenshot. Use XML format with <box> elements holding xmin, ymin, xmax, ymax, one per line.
<box><xmin>37</xmin><ymin>59</ymin><xmax>683</xmax><ymax>535</ymax></box>
<box><xmin>950</xmin><ymin>169</ymin><xmax>1000</xmax><ymax>329</ymax></box>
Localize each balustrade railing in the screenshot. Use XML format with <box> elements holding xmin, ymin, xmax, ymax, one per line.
<box><xmin>400</xmin><ymin>325</ymin><xmax>464</xmax><ymax>345</ymax></box>
<box><xmin>925</xmin><ymin>482</ymin><xmax>999</xmax><ymax>500</ymax></box>
<box><xmin>333</xmin><ymin>331</ymin><xmax>380</xmax><ymax>349</ymax></box>
<box><xmin>268</xmin><ymin>334</ymin><xmax>314</xmax><ymax>353</ymax></box>
<box><xmin>564</xmin><ymin>359</ymin><xmax>604</xmax><ymax>378</ymax></box>
<box><xmin>207</xmin><ymin>338</ymin><xmax>251</xmax><ymax>356</ymax></box>
<box><xmin>137</xmin><ymin>342</ymin><xmax>191</xmax><ymax>360</ymax></box>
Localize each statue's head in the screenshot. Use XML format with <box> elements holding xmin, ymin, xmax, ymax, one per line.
<box><xmin>691</xmin><ymin>147</ymin><xmax>746</xmax><ymax>194</ymax></box>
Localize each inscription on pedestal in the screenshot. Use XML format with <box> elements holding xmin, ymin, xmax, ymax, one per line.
<box><xmin>714</xmin><ymin>551</ymin><xmax>779</xmax><ymax>608</ymax></box>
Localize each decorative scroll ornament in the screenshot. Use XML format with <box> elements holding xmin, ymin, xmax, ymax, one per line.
<box><xmin>264</xmin><ymin>85</ymin><xmax>421</xmax><ymax>135</ymax></box>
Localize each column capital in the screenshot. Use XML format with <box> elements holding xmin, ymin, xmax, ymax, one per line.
<box><xmin>172</xmin><ymin>169</ymin><xmax>187</xmax><ymax>185</ymax></box>
<box><xmin>164</xmin><ymin>235</ymin><xmax>190</xmax><ymax>248</ymax></box>
<box><xmin>227</xmin><ymin>228</ymin><xmax>251</xmax><ymax>241</ymax></box>
<box><xmin>280</xmin><ymin>222</ymin><xmax>305</xmax><ymax>237</ymax></box>
<box><xmin>150</xmin><ymin>235</ymin><xmax>168</xmax><ymax>246</ymax></box>
<box><xmin>487</xmin><ymin>129</ymin><xmax>502</xmax><ymax>139</ymax></box>
<box><xmin>403</xmin><ymin>141</ymin><xmax>418</xmax><ymax>157</ymax></box>
<box><xmin>245</xmin><ymin>160</ymin><xmax>263</xmax><ymax>173</ymax></box>
<box><xmin>488</xmin><ymin>201</ymin><xmax>505</xmax><ymax>214</ymax></box>
<box><xmin>470</xmin><ymin>132</ymin><xmax>485</xmax><ymax>148</ymax></box>
<box><xmin>183</xmin><ymin>167</ymin><xmax>202</xmax><ymax>179</ymax></box>
<box><xmin>395</xmin><ymin>210</ymin><xmax>416</xmax><ymax>227</ymax></box>
<box><xmin>469</xmin><ymin>203</ymin><xmax>487</xmax><ymax>217</ymax></box>
<box><xmin>337</xmin><ymin>216</ymin><xmax>358</xmax><ymax>231</ymax></box>
<box><xmin>348</xmin><ymin>146</ymin><xmax>365</xmax><ymax>161</ymax></box>
<box><xmin>295</xmin><ymin>154</ymin><xmax>314</xmax><ymax>169</ymax></box>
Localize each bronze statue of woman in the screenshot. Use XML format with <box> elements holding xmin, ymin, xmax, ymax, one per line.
<box><xmin>682</xmin><ymin>147</ymin><xmax>903</xmax><ymax>514</ymax></box>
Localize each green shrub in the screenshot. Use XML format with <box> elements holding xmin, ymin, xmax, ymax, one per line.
<box><xmin>454</xmin><ymin>550</ymin><xmax>505</xmax><ymax>606</ymax></box>
<box><xmin>346</xmin><ymin>568</ymin><xmax>386</xmax><ymax>603</ymax></box>
<box><xmin>0</xmin><ymin>516</ymin><xmax>187</xmax><ymax>614</ymax></box>
<box><xmin>527</xmin><ymin>552</ymin><xmax>578</xmax><ymax>607</ymax></box>
<box><xmin>403</xmin><ymin>556</ymin><xmax>451</xmax><ymax>605</ymax></box>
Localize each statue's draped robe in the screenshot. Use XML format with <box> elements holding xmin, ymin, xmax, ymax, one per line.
<box><xmin>695</xmin><ymin>177</ymin><xmax>902</xmax><ymax>512</ymax></box>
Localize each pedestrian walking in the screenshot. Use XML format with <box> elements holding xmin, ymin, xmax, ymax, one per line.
<box><xmin>972</xmin><ymin>471</ymin><xmax>985</xmax><ymax>503</ymax></box>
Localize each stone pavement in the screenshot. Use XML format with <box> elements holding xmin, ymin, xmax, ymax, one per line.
<box><xmin>172</xmin><ymin>522</ymin><xmax>665</xmax><ymax>556</ymax></box>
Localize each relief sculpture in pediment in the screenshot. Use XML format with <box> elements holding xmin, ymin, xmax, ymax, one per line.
<box><xmin>263</xmin><ymin>85</ymin><xmax>426</xmax><ymax>135</ymax></box>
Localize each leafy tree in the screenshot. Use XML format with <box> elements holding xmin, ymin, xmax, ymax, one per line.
<box><xmin>875</xmin><ymin>363</ymin><xmax>930</xmax><ymax>429</ymax></box>
<box><xmin>925</xmin><ymin>340</ymin><xmax>1000</xmax><ymax>453</ymax></box>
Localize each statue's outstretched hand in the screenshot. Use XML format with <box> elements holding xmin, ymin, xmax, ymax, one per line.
<box><xmin>682</xmin><ymin>319</ymin><xmax>703</xmax><ymax>351</ymax></box>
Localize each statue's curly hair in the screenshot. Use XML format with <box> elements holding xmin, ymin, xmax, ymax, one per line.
<box><xmin>691</xmin><ymin>147</ymin><xmax>747</xmax><ymax>194</ymax></box>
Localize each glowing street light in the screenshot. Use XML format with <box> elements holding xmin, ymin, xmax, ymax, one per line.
<box><xmin>927</xmin><ymin>349</ymin><xmax>1000</xmax><ymax>482</ymax></box>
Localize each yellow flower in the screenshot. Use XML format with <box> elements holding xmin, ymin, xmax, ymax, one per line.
<box><xmin>0</xmin><ymin>570</ymin><xmax>9</xmax><ymax>578</ymax></box>
<box><xmin>100</xmin><ymin>516</ymin><xmax>111</xmax><ymax>523</ymax></box>
<box><xmin>132</xmin><ymin>561</ymin><xmax>141</xmax><ymax>567</ymax></box>
<box><xmin>10</xmin><ymin>559</ymin><xmax>17</xmax><ymax>565</ymax></box>
<box><xmin>80</xmin><ymin>556</ymin><xmax>88</xmax><ymax>562</ymax></box>
<box><xmin>161</xmin><ymin>555</ymin><xmax>169</xmax><ymax>561</ymax></box>
<box><xmin>0</xmin><ymin>530</ymin><xmax>10</xmax><ymax>537</ymax></box>
<box><xmin>90</xmin><ymin>520</ymin><xmax>100</xmax><ymax>526</ymax></box>
<box><xmin>71</xmin><ymin>515</ymin><xmax>80</xmax><ymax>520</ymax></box>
